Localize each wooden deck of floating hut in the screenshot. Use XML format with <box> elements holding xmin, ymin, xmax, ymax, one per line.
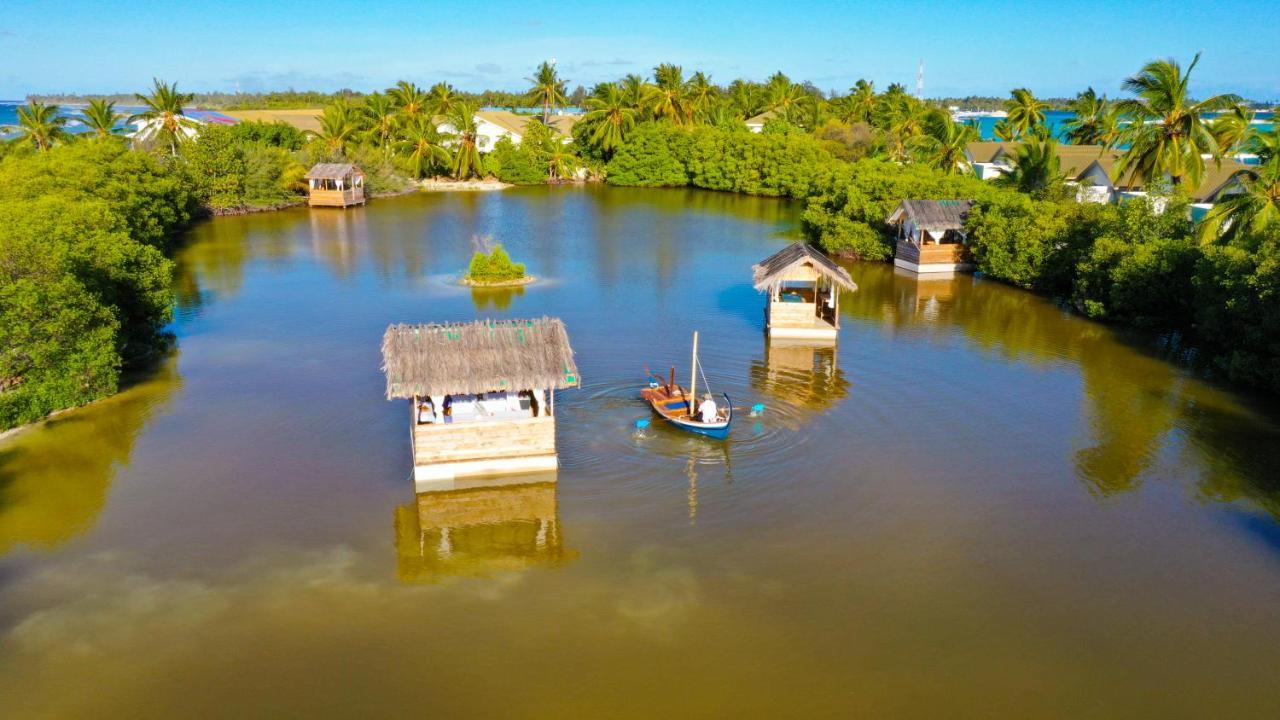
<box><xmin>887</xmin><ymin>199</ymin><xmax>976</xmax><ymax>273</ymax></box>
<box><xmin>753</xmin><ymin>242</ymin><xmax>857</xmax><ymax>340</ymax></box>
<box><xmin>305</xmin><ymin>162</ymin><xmax>366</xmax><ymax>208</ymax></box>
<box><xmin>381</xmin><ymin>318</ymin><xmax>580</xmax><ymax>491</ymax></box>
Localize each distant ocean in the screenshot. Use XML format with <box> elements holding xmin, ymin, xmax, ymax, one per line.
<box><xmin>964</xmin><ymin>108</ymin><xmax>1275</xmax><ymax>143</ymax></box>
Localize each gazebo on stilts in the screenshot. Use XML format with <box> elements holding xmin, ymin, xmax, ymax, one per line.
<box><xmin>752</xmin><ymin>242</ymin><xmax>857</xmax><ymax>341</ymax></box>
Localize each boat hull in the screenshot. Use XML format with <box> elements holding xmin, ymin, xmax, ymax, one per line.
<box><xmin>640</xmin><ymin>386</ymin><xmax>733</xmax><ymax>440</ymax></box>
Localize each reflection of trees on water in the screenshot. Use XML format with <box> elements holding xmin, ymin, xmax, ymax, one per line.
<box><xmin>0</xmin><ymin>355</ymin><xmax>181</xmax><ymax>555</ymax></box>
<box><xmin>748</xmin><ymin>340</ymin><xmax>849</xmax><ymax>418</ymax></box>
<box><xmin>393</xmin><ymin>477</ymin><xmax>573</xmax><ymax>582</ymax></box>
<box><xmin>470</xmin><ymin>286</ymin><xmax>524</xmax><ymax>311</ymax></box>
<box><xmin>839</xmin><ymin>261</ymin><xmax>1280</xmax><ymax>517</ymax></box>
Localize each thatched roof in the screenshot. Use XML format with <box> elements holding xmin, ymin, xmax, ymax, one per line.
<box><xmin>752</xmin><ymin>242</ymin><xmax>857</xmax><ymax>292</ymax></box>
<box><xmin>305</xmin><ymin>163</ymin><xmax>361</xmax><ymax>180</ymax></box>
<box><xmin>887</xmin><ymin>199</ymin><xmax>975</xmax><ymax>231</ymax></box>
<box><xmin>381</xmin><ymin>317</ymin><xmax>580</xmax><ymax>398</ymax></box>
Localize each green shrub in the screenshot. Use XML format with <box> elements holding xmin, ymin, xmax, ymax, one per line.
<box><xmin>184</xmin><ymin>125</ymin><xmax>306</xmax><ymax>211</ymax></box>
<box><xmin>485</xmin><ymin>136</ymin><xmax>548</xmax><ymax>184</ymax></box>
<box><xmin>227</xmin><ymin>120</ymin><xmax>308</xmax><ymax>150</ymax></box>
<box><xmin>965</xmin><ymin>193</ymin><xmax>1071</xmax><ymax>289</ymax></box>
<box><xmin>466</xmin><ymin>244</ymin><xmax>526</xmax><ymax>283</ymax></box>
<box><xmin>604</xmin><ymin>123</ymin><xmax>689</xmax><ymax>186</ymax></box>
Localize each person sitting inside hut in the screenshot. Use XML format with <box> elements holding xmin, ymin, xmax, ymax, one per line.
<box><xmin>417</xmin><ymin>396</ymin><xmax>436</xmax><ymax>424</ymax></box>
<box><xmin>698</xmin><ymin>393</ymin><xmax>719</xmax><ymax>423</ymax></box>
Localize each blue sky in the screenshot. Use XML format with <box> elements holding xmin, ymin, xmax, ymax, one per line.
<box><xmin>3</xmin><ymin>0</ymin><xmax>1277</xmax><ymax>100</ymax></box>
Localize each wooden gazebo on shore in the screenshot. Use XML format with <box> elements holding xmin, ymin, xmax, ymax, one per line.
<box><xmin>753</xmin><ymin>242</ymin><xmax>856</xmax><ymax>340</ymax></box>
<box><xmin>305</xmin><ymin>163</ymin><xmax>365</xmax><ymax>208</ymax></box>
<box><xmin>887</xmin><ymin>199</ymin><xmax>976</xmax><ymax>273</ymax></box>
<box><xmin>381</xmin><ymin>318</ymin><xmax>581</xmax><ymax>490</ymax></box>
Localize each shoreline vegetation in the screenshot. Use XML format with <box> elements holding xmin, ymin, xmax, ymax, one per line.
<box><xmin>2</xmin><ymin>57</ymin><xmax>1280</xmax><ymax>431</ymax></box>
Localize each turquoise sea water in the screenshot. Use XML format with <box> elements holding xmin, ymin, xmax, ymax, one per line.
<box><xmin>966</xmin><ymin>108</ymin><xmax>1275</xmax><ymax>144</ymax></box>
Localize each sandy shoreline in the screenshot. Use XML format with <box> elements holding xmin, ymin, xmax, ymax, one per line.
<box><xmin>417</xmin><ymin>178</ymin><xmax>512</xmax><ymax>192</ymax></box>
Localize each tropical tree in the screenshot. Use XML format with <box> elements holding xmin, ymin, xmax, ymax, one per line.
<box><xmin>361</xmin><ymin>92</ymin><xmax>399</xmax><ymax>155</ymax></box>
<box><xmin>315</xmin><ymin>100</ymin><xmax>357</xmax><ymax>157</ymax></box>
<box><xmin>1246</xmin><ymin>126</ymin><xmax>1280</xmax><ymax>164</ymax></box>
<box><xmin>1210</xmin><ymin>105</ymin><xmax>1255</xmax><ymax>157</ymax></box>
<box><xmin>1004</xmin><ymin>87</ymin><xmax>1048</xmax><ymax>139</ymax></box>
<box><xmin>620</xmin><ymin>74</ymin><xmax>650</xmax><ymax>110</ymax></box>
<box><xmin>388</xmin><ymin>81</ymin><xmax>429</xmax><ymax>124</ymax></box>
<box><xmin>526</xmin><ymin>61</ymin><xmax>568</xmax><ymax>124</ymax></box>
<box><xmin>1197</xmin><ymin>160</ymin><xmax>1279</xmax><ymax>243</ymax></box>
<box><xmin>129</xmin><ymin>79</ymin><xmax>198</xmax><ymax>156</ymax></box>
<box><xmin>1063</xmin><ymin>88</ymin><xmax>1113</xmax><ymax>145</ymax></box>
<box><xmin>913</xmin><ymin>110</ymin><xmax>979</xmax><ymax>174</ymax></box>
<box><xmin>445</xmin><ymin>103</ymin><xmax>484</xmax><ymax>179</ymax></box>
<box><xmin>726</xmin><ymin>79</ymin><xmax>762</xmax><ymax>119</ymax></box>
<box><xmin>394</xmin><ymin>118</ymin><xmax>451</xmax><ymax>178</ymax></box>
<box><xmin>3</xmin><ymin>101</ymin><xmax>69</xmax><ymax>150</ymax></box>
<box><xmin>881</xmin><ymin>95</ymin><xmax>930</xmax><ymax>161</ymax></box>
<box><xmin>81</xmin><ymin>99</ymin><xmax>124</xmax><ymax>139</ymax></box>
<box><xmin>1112</xmin><ymin>53</ymin><xmax>1244</xmax><ymax>190</ymax></box>
<box><xmin>767</xmin><ymin>78</ymin><xmax>811</xmax><ymax>126</ymax></box>
<box><xmin>685</xmin><ymin>71</ymin><xmax>717</xmax><ymax>122</ymax></box>
<box><xmin>648</xmin><ymin>64</ymin><xmax>689</xmax><ymax>123</ymax></box>
<box><xmin>992</xmin><ymin>118</ymin><xmax>1017</xmax><ymax>142</ymax></box>
<box><xmin>427</xmin><ymin>82</ymin><xmax>459</xmax><ymax>117</ymax></box>
<box><xmin>845</xmin><ymin>79</ymin><xmax>877</xmax><ymax>124</ymax></box>
<box><xmin>582</xmin><ymin>82</ymin><xmax>637</xmax><ymax>156</ymax></box>
<box><xmin>995</xmin><ymin>137</ymin><xmax>1066</xmax><ymax>198</ymax></box>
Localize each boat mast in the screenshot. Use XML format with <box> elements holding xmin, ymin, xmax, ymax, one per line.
<box><xmin>688</xmin><ymin>331</ymin><xmax>699</xmax><ymax>416</ymax></box>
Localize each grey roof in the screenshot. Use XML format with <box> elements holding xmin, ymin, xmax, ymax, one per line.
<box><xmin>381</xmin><ymin>317</ymin><xmax>581</xmax><ymax>398</ymax></box>
<box><xmin>305</xmin><ymin>163</ymin><xmax>361</xmax><ymax>180</ymax></box>
<box><xmin>752</xmin><ymin>242</ymin><xmax>857</xmax><ymax>292</ymax></box>
<box><xmin>887</xmin><ymin>199</ymin><xmax>976</xmax><ymax>231</ymax></box>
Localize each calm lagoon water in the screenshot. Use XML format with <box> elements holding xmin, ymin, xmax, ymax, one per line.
<box><xmin>2</xmin><ymin>186</ymin><xmax>1280</xmax><ymax>717</ymax></box>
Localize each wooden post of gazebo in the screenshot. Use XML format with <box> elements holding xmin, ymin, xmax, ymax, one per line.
<box><xmin>752</xmin><ymin>242</ymin><xmax>857</xmax><ymax>341</ymax></box>
<box><xmin>380</xmin><ymin>317</ymin><xmax>581</xmax><ymax>491</ymax></box>
<box><xmin>305</xmin><ymin>163</ymin><xmax>366</xmax><ymax>208</ymax></box>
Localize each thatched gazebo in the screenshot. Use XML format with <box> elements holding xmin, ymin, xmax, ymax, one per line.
<box><xmin>753</xmin><ymin>242</ymin><xmax>856</xmax><ymax>340</ymax></box>
<box><xmin>305</xmin><ymin>162</ymin><xmax>365</xmax><ymax>208</ymax></box>
<box><xmin>381</xmin><ymin>317</ymin><xmax>580</xmax><ymax>489</ymax></box>
<box><xmin>886</xmin><ymin>199</ymin><xmax>975</xmax><ymax>273</ymax></box>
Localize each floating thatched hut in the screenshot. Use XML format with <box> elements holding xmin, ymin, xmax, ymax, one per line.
<box><xmin>381</xmin><ymin>317</ymin><xmax>580</xmax><ymax>489</ymax></box>
<box><xmin>305</xmin><ymin>163</ymin><xmax>366</xmax><ymax>208</ymax></box>
<box><xmin>886</xmin><ymin>199</ymin><xmax>975</xmax><ymax>273</ymax></box>
<box><xmin>753</xmin><ymin>242</ymin><xmax>856</xmax><ymax>340</ymax></box>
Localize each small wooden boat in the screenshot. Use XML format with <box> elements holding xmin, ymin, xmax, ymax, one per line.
<box><xmin>641</xmin><ymin>331</ymin><xmax>733</xmax><ymax>439</ymax></box>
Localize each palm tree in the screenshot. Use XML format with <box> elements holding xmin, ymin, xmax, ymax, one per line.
<box><xmin>685</xmin><ymin>71</ymin><xmax>716</xmax><ymax>122</ymax></box>
<box><xmin>361</xmin><ymin>92</ymin><xmax>399</xmax><ymax>155</ymax></box>
<box><xmin>1246</xmin><ymin>126</ymin><xmax>1280</xmax><ymax>164</ymax></box>
<box><xmin>726</xmin><ymin>79</ymin><xmax>761</xmax><ymax>119</ymax></box>
<box><xmin>582</xmin><ymin>82</ymin><xmax>637</xmax><ymax>156</ymax></box>
<box><xmin>1197</xmin><ymin>160</ymin><xmax>1279</xmax><ymax>243</ymax></box>
<box><xmin>1210</xmin><ymin>105</ymin><xmax>1255</xmax><ymax>158</ymax></box>
<box><xmin>388</xmin><ymin>81</ymin><xmax>429</xmax><ymax>124</ymax></box>
<box><xmin>1112</xmin><ymin>54</ymin><xmax>1244</xmax><ymax>190</ymax></box>
<box><xmin>129</xmin><ymin>78</ymin><xmax>198</xmax><ymax>156</ymax></box>
<box><xmin>445</xmin><ymin>103</ymin><xmax>484</xmax><ymax>179</ymax></box>
<box><xmin>647</xmin><ymin>64</ymin><xmax>689</xmax><ymax>123</ymax></box>
<box><xmin>767</xmin><ymin>79</ymin><xmax>810</xmax><ymax>126</ymax></box>
<box><xmin>394</xmin><ymin>118</ymin><xmax>450</xmax><ymax>178</ymax></box>
<box><xmin>1004</xmin><ymin>87</ymin><xmax>1048</xmax><ymax>139</ymax></box>
<box><xmin>995</xmin><ymin>137</ymin><xmax>1066</xmax><ymax>198</ymax></box>
<box><xmin>544</xmin><ymin>141</ymin><xmax>580</xmax><ymax>181</ymax></box>
<box><xmin>882</xmin><ymin>95</ymin><xmax>930</xmax><ymax>161</ymax></box>
<box><xmin>81</xmin><ymin>99</ymin><xmax>124</xmax><ymax>139</ymax></box>
<box><xmin>315</xmin><ymin>100</ymin><xmax>356</xmax><ymax>157</ymax></box>
<box><xmin>427</xmin><ymin>82</ymin><xmax>459</xmax><ymax>117</ymax></box>
<box><xmin>846</xmin><ymin>79</ymin><xmax>877</xmax><ymax>123</ymax></box>
<box><xmin>620</xmin><ymin>74</ymin><xmax>650</xmax><ymax>110</ymax></box>
<box><xmin>3</xmin><ymin>101</ymin><xmax>69</xmax><ymax>150</ymax></box>
<box><xmin>526</xmin><ymin>61</ymin><xmax>568</xmax><ymax>124</ymax></box>
<box><xmin>913</xmin><ymin>110</ymin><xmax>979</xmax><ymax>174</ymax></box>
<box><xmin>1063</xmin><ymin>88</ymin><xmax>1111</xmax><ymax>145</ymax></box>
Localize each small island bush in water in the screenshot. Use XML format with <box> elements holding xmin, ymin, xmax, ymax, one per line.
<box><xmin>464</xmin><ymin>244</ymin><xmax>529</xmax><ymax>285</ymax></box>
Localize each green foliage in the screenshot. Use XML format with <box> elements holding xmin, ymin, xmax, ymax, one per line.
<box><xmin>184</xmin><ymin>125</ymin><xmax>306</xmax><ymax>211</ymax></box>
<box><xmin>466</xmin><ymin>244</ymin><xmax>527</xmax><ymax>283</ymax></box>
<box><xmin>486</xmin><ymin>137</ymin><xmax>548</xmax><ymax>184</ymax></box>
<box><xmin>1193</xmin><ymin>235</ymin><xmax>1280</xmax><ymax>391</ymax></box>
<box><xmin>965</xmin><ymin>193</ymin><xmax>1071</xmax><ymax>289</ymax></box>
<box><xmin>802</xmin><ymin>159</ymin><xmax>992</xmax><ymax>259</ymax></box>
<box><xmin>227</xmin><ymin>120</ymin><xmax>308</xmax><ymax>150</ymax></box>
<box><xmin>604</xmin><ymin>123</ymin><xmax>689</xmax><ymax>186</ymax></box>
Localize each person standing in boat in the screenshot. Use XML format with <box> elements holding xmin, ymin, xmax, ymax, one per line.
<box><xmin>698</xmin><ymin>393</ymin><xmax>718</xmax><ymax>423</ymax></box>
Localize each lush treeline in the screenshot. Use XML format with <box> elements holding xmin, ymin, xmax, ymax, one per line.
<box><xmin>0</xmin><ymin>142</ymin><xmax>197</xmax><ymax>428</ymax></box>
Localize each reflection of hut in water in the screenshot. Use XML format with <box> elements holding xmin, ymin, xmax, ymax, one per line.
<box><xmin>753</xmin><ymin>242</ymin><xmax>856</xmax><ymax>340</ymax></box>
<box><xmin>381</xmin><ymin>318</ymin><xmax>581</xmax><ymax>491</ymax></box>
<box><xmin>892</xmin><ymin>267</ymin><xmax>963</xmax><ymax>322</ymax></box>
<box><xmin>305</xmin><ymin>163</ymin><xmax>366</xmax><ymax>208</ymax></box>
<box><xmin>749</xmin><ymin>338</ymin><xmax>848</xmax><ymax>412</ymax></box>
<box><xmin>394</xmin><ymin>475</ymin><xmax>571</xmax><ymax>581</ymax></box>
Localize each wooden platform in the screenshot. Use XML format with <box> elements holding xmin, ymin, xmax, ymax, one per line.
<box><xmin>767</xmin><ymin>307</ymin><xmax>839</xmax><ymax>339</ymax></box>
<box><xmin>411</xmin><ymin>414</ymin><xmax>557</xmax><ymax>491</ymax></box>
<box><xmin>308</xmin><ymin>188</ymin><xmax>365</xmax><ymax>208</ymax></box>
<box><xmin>894</xmin><ymin>240</ymin><xmax>972</xmax><ymax>274</ymax></box>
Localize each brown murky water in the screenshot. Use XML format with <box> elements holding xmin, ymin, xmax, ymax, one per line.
<box><xmin>2</xmin><ymin>186</ymin><xmax>1280</xmax><ymax>718</ymax></box>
